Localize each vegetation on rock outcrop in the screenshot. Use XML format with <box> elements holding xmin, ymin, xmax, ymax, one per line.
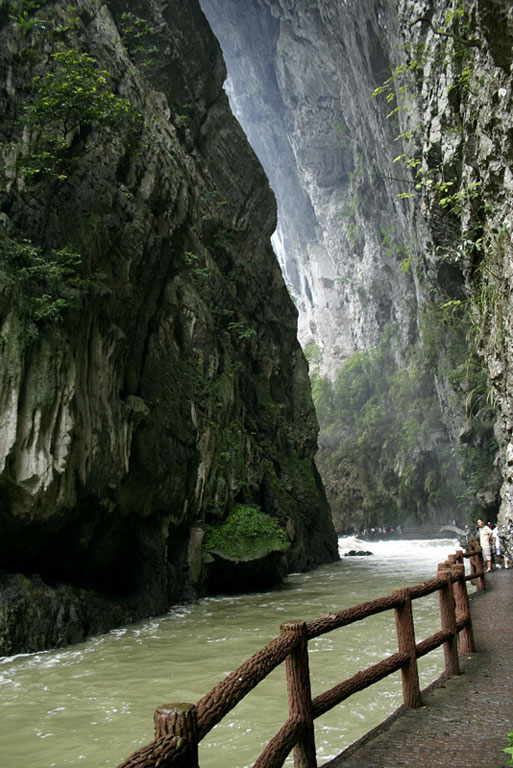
<box><xmin>204</xmin><ymin>503</ymin><xmax>289</xmax><ymax>560</ymax></box>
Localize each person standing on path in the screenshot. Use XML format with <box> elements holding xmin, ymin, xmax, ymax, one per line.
<box><xmin>492</xmin><ymin>523</ymin><xmax>502</xmax><ymax>567</ymax></box>
<box><xmin>498</xmin><ymin>523</ymin><xmax>510</xmax><ymax>568</ymax></box>
<box><xmin>477</xmin><ymin>518</ymin><xmax>493</xmax><ymax>572</ymax></box>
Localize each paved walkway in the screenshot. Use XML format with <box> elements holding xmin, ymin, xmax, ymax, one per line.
<box><xmin>324</xmin><ymin>568</ymin><xmax>513</xmax><ymax>768</ymax></box>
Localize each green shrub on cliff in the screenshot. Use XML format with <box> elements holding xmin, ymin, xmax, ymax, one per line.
<box><xmin>25</xmin><ymin>50</ymin><xmax>138</xmax><ymax>134</ymax></box>
<box><xmin>308</xmin><ymin>322</ymin><xmax>470</xmax><ymax>523</ymax></box>
<box><xmin>1</xmin><ymin>47</ymin><xmax>142</xmax><ymax>324</ymax></box>
<box><xmin>119</xmin><ymin>11</ymin><xmax>157</xmax><ymax>67</ymax></box>
<box><xmin>505</xmin><ymin>730</ymin><xmax>513</xmax><ymax>766</ymax></box>
<box><xmin>20</xmin><ymin>48</ymin><xmax>142</xmax><ymax>183</ymax></box>
<box><xmin>0</xmin><ymin>231</ymin><xmax>104</xmax><ymax>325</ymax></box>
<box><xmin>204</xmin><ymin>504</ymin><xmax>289</xmax><ymax>560</ymax></box>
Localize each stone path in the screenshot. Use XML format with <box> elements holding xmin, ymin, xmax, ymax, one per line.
<box><xmin>324</xmin><ymin>568</ymin><xmax>513</xmax><ymax>768</ymax></box>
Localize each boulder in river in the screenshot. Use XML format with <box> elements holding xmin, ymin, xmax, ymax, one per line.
<box><xmin>344</xmin><ymin>550</ymin><xmax>374</xmax><ymax>557</ymax></box>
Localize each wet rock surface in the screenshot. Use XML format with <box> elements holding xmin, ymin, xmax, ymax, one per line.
<box><xmin>344</xmin><ymin>550</ymin><xmax>373</xmax><ymax>557</ymax></box>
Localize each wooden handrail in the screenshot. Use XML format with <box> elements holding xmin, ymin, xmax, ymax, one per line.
<box><xmin>195</xmin><ymin>630</ymin><xmax>298</xmax><ymax>740</ymax></box>
<box><xmin>281</xmin><ymin>621</ymin><xmax>316</xmax><ymax>767</ymax></box>
<box><xmin>306</xmin><ymin>593</ymin><xmax>401</xmax><ymax>639</ymax></box>
<box><xmin>252</xmin><ymin>715</ymin><xmax>303</xmax><ymax>768</ymax></box>
<box><xmin>115</xmin><ymin>544</ymin><xmax>485</xmax><ymax>768</ymax></box>
<box><xmin>311</xmin><ymin>650</ymin><xmax>409</xmax><ymax>718</ymax></box>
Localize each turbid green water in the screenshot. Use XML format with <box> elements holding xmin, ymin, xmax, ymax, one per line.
<box><xmin>0</xmin><ymin>537</ymin><xmax>465</xmax><ymax>768</ymax></box>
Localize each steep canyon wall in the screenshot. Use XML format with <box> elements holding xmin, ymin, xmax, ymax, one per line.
<box><xmin>201</xmin><ymin>0</ymin><xmax>416</xmax><ymax>375</ymax></box>
<box><xmin>2</xmin><ymin>0</ymin><xmax>512</xmax><ymax>654</ymax></box>
<box><xmin>393</xmin><ymin>0</ymin><xmax>513</xmax><ymax>541</ymax></box>
<box><xmin>201</xmin><ymin>0</ymin><xmax>510</xmax><ymax>534</ymax></box>
<box><xmin>0</xmin><ymin>0</ymin><xmax>338</xmax><ymax>654</ymax></box>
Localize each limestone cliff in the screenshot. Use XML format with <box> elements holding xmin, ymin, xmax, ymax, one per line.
<box><xmin>391</xmin><ymin>0</ymin><xmax>513</xmax><ymax>543</ymax></box>
<box><xmin>201</xmin><ymin>0</ymin><xmax>509</xmax><ymax>533</ymax></box>
<box><xmin>201</xmin><ymin>0</ymin><xmax>415</xmax><ymax>376</ymax></box>
<box><xmin>0</xmin><ymin>0</ymin><xmax>338</xmax><ymax>654</ymax></box>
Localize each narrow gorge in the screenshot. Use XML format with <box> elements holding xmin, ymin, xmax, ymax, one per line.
<box><xmin>1</xmin><ymin>0</ymin><xmax>513</xmax><ymax>655</ymax></box>
<box><xmin>201</xmin><ymin>0</ymin><xmax>513</xmax><ymax>536</ymax></box>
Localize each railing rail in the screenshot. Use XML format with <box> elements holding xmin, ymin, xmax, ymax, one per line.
<box><xmin>116</xmin><ymin>542</ymin><xmax>485</xmax><ymax>768</ymax></box>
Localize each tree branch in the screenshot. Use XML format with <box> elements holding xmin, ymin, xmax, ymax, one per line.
<box><xmin>409</xmin><ymin>15</ymin><xmax>479</xmax><ymax>48</ymax></box>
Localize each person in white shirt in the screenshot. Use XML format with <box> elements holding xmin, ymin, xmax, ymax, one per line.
<box><xmin>477</xmin><ymin>519</ymin><xmax>493</xmax><ymax>572</ymax></box>
<box><xmin>492</xmin><ymin>523</ymin><xmax>501</xmax><ymax>568</ymax></box>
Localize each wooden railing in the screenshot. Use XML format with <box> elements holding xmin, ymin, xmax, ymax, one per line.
<box><xmin>116</xmin><ymin>541</ymin><xmax>485</xmax><ymax>768</ymax></box>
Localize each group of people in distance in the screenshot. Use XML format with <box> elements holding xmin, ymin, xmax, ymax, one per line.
<box><xmin>360</xmin><ymin>526</ymin><xmax>402</xmax><ymax>536</ymax></box>
<box><xmin>477</xmin><ymin>519</ymin><xmax>509</xmax><ymax>572</ymax></box>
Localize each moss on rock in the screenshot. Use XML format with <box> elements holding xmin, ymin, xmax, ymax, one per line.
<box><xmin>203</xmin><ymin>503</ymin><xmax>290</xmax><ymax>561</ymax></box>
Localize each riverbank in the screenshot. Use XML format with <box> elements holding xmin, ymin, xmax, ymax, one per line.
<box><xmin>325</xmin><ymin>567</ymin><xmax>513</xmax><ymax>768</ymax></box>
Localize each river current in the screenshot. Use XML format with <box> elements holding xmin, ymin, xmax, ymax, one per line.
<box><xmin>0</xmin><ymin>537</ymin><xmax>464</xmax><ymax>768</ymax></box>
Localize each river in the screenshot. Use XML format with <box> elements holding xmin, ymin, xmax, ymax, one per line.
<box><xmin>0</xmin><ymin>536</ymin><xmax>465</xmax><ymax>768</ymax></box>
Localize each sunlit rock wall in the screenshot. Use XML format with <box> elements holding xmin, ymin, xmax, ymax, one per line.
<box><xmin>200</xmin><ymin>0</ymin><xmax>468</xmax><ymax>529</ymax></box>
<box><xmin>201</xmin><ymin>0</ymin><xmax>417</xmax><ymax>378</ymax></box>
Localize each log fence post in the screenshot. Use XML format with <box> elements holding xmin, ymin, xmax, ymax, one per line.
<box><xmin>392</xmin><ymin>587</ymin><xmax>421</xmax><ymax>708</ymax></box>
<box><xmin>475</xmin><ymin>543</ymin><xmax>486</xmax><ymax>590</ymax></box>
<box><xmin>468</xmin><ymin>539</ymin><xmax>486</xmax><ymax>590</ymax></box>
<box><xmin>281</xmin><ymin>620</ymin><xmax>317</xmax><ymax>768</ymax></box>
<box><xmin>450</xmin><ymin>558</ymin><xmax>475</xmax><ymax>654</ymax></box>
<box><xmin>154</xmin><ymin>703</ymin><xmax>199</xmax><ymax>767</ymax></box>
<box><xmin>468</xmin><ymin>539</ymin><xmax>478</xmax><ymax>580</ymax></box>
<box><xmin>437</xmin><ymin>565</ymin><xmax>460</xmax><ymax>676</ymax></box>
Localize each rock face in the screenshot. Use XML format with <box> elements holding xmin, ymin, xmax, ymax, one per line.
<box><xmin>392</xmin><ymin>0</ymin><xmax>513</xmax><ymax>537</ymax></box>
<box><xmin>201</xmin><ymin>0</ymin><xmax>415</xmax><ymax>376</ymax></box>
<box><xmin>200</xmin><ymin>0</ymin><xmax>510</xmax><ymax>533</ymax></box>
<box><xmin>0</xmin><ymin>0</ymin><xmax>338</xmax><ymax>654</ymax></box>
